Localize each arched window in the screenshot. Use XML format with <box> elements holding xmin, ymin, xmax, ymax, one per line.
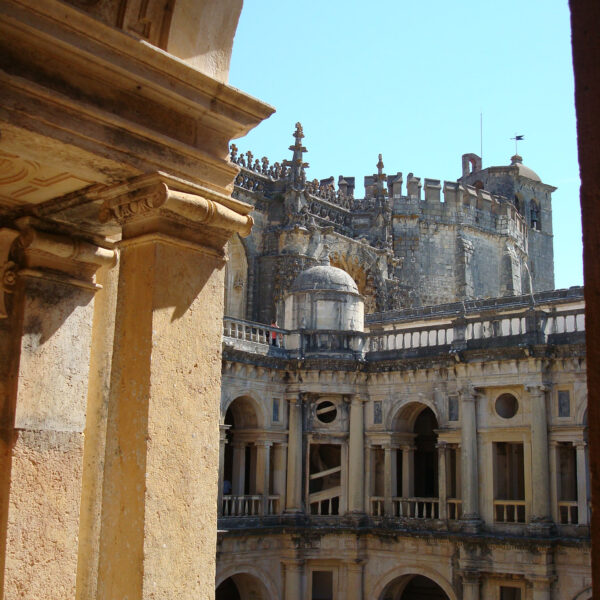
<box><xmin>530</xmin><ymin>199</ymin><xmax>541</xmax><ymax>231</ymax></box>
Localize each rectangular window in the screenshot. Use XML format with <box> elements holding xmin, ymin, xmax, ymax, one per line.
<box><xmin>312</xmin><ymin>571</ymin><xmax>333</xmax><ymax>600</ymax></box>
<box><xmin>373</xmin><ymin>401</ymin><xmax>383</xmax><ymax>424</ymax></box>
<box><xmin>272</xmin><ymin>398</ymin><xmax>280</xmax><ymax>422</ymax></box>
<box><xmin>448</xmin><ymin>396</ymin><xmax>459</xmax><ymax>421</ymax></box>
<box><xmin>494</xmin><ymin>442</ymin><xmax>525</xmax><ymax>523</ymax></box>
<box><xmin>558</xmin><ymin>390</ymin><xmax>570</xmax><ymax>417</ymax></box>
<box><xmin>500</xmin><ymin>586</ymin><xmax>521</xmax><ymax>600</ymax></box>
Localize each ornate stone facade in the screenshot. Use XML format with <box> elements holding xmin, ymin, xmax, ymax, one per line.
<box><xmin>217</xmin><ymin>128</ymin><xmax>590</xmax><ymax>599</ymax></box>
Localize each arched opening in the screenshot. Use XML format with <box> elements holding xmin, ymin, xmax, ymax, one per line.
<box><xmin>413</xmin><ymin>408</ymin><xmax>439</xmax><ymax>498</ymax></box>
<box><xmin>222</xmin><ymin>396</ymin><xmax>272</xmax><ymax>516</ymax></box>
<box><xmin>329</xmin><ymin>252</ymin><xmax>378</xmax><ymax>314</ymax></box>
<box><xmin>530</xmin><ymin>199</ymin><xmax>541</xmax><ymax>231</ymax></box>
<box><xmin>224</xmin><ymin>234</ymin><xmax>248</xmax><ymax>320</ymax></box>
<box><xmin>216</xmin><ymin>572</ymin><xmax>271</xmax><ymax>600</ymax></box>
<box><xmin>381</xmin><ymin>574</ymin><xmax>450</xmax><ymax>600</ymax></box>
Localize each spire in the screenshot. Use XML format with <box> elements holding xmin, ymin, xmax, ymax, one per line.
<box><xmin>283</xmin><ymin>122</ymin><xmax>309</xmax><ymax>190</ymax></box>
<box><xmin>376</xmin><ymin>153</ymin><xmax>387</xmax><ymax>198</ymax></box>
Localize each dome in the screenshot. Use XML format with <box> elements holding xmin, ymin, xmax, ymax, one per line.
<box><xmin>510</xmin><ymin>154</ymin><xmax>541</xmax><ymax>182</ymax></box>
<box><xmin>290</xmin><ymin>265</ymin><xmax>359</xmax><ymax>295</ymax></box>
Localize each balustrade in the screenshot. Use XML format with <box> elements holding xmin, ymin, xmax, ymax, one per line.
<box><xmin>447</xmin><ymin>498</ymin><xmax>463</xmax><ymax>520</ymax></box>
<box><xmin>558</xmin><ymin>500</ymin><xmax>579</xmax><ymax>525</ymax></box>
<box><xmin>309</xmin><ymin>487</ymin><xmax>341</xmax><ymax>516</ymax></box>
<box><xmin>392</xmin><ymin>497</ymin><xmax>439</xmax><ymax>519</ymax></box>
<box><xmin>222</xmin><ymin>317</ymin><xmax>285</xmax><ymax>348</ymax></box>
<box><xmin>493</xmin><ymin>500</ymin><xmax>526</xmax><ymax>523</ymax></box>
<box><xmin>370</xmin><ymin>496</ymin><xmax>385</xmax><ymax>517</ymax></box>
<box><xmin>221</xmin><ymin>494</ymin><xmax>280</xmax><ymax>517</ymax></box>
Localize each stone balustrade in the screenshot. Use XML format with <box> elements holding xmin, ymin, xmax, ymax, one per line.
<box><xmin>392</xmin><ymin>497</ymin><xmax>440</xmax><ymax>519</ymax></box>
<box><xmin>223</xmin><ymin>299</ymin><xmax>585</xmax><ymax>360</ymax></box>
<box><xmin>493</xmin><ymin>499</ymin><xmax>527</xmax><ymax>523</ymax></box>
<box><xmin>222</xmin><ymin>494</ymin><xmax>280</xmax><ymax>517</ymax></box>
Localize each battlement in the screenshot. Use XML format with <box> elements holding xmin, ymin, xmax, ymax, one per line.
<box><xmin>231</xmin><ymin>137</ymin><xmax>530</xmax><ymax>246</ymax></box>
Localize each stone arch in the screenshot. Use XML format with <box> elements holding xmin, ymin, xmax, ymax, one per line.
<box><xmin>329</xmin><ymin>248</ymin><xmax>380</xmax><ymax>314</ymax></box>
<box><xmin>388</xmin><ymin>400</ymin><xmax>440</xmax><ymax>432</ymax></box>
<box><xmin>222</xmin><ymin>393</ymin><xmax>265</xmax><ymax>429</ymax></box>
<box><xmin>572</xmin><ymin>586</ymin><xmax>592</xmax><ymax>600</ymax></box>
<box><xmin>224</xmin><ymin>234</ymin><xmax>249</xmax><ymax>320</ymax></box>
<box><xmin>216</xmin><ymin>565</ymin><xmax>278</xmax><ymax>600</ymax></box>
<box><xmin>372</xmin><ymin>565</ymin><xmax>457</xmax><ymax>600</ymax></box>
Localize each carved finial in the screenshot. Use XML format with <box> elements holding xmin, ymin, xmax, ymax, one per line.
<box><xmin>376</xmin><ymin>153</ymin><xmax>387</xmax><ymax>198</ymax></box>
<box><xmin>230</xmin><ymin>144</ymin><xmax>238</xmax><ymax>163</ymax></box>
<box><xmin>282</xmin><ymin>121</ymin><xmax>309</xmax><ymax>190</ymax></box>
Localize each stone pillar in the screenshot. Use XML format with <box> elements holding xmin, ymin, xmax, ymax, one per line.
<box><xmin>529</xmin><ymin>577</ymin><xmax>553</xmax><ymax>600</ymax></box>
<box><xmin>459</xmin><ymin>387</ymin><xmax>481</xmax><ymax>531</ymax></box>
<box><xmin>527</xmin><ymin>385</ymin><xmax>552</xmax><ymax>533</ymax></box>
<box><xmin>549</xmin><ymin>441</ymin><xmax>559</xmax><ymax>525</ymax></box>
<box><xmin>286</xmin><ymin>395</ymin><xmax>303</xmax><ymax>513</ymax></box>
<box><xmin>255</xmin><ymin>440</ymin><xmax>272</xmax><ymax>515</ymax></box>
<box><xmin>273</xmin><ymin>443</ymin><xmax>287</xmax><ymax>514</ymax></box>
<box><xmin>0</xmin><ymin>222</ymin><xmax>114</xmax><ymax>600</ymax></box>
<box><xmin>95</xmin><ymin>174</ymin><xmax>253</xmax><ymax>600</ymax></box>
<box><xmin>284</xmin><ymin>560</ymin><xmax>304</xmax><ymax>600</ymax></box>
<box><xmin>348</xmin><ymin>395</ymin><xmax>365</xmax><ymax>513</ymax></box>
<box><xmin>365</xmin><ymin>444</ymin><xmax>373</xmax><ymax>514</ymax></box>
<box><xmin>575</xmin><ymin>441</ymin><xmax>589</xmax><ymax>525</ymax></box>
<box><xmin>437</xmin><ymin>442</ymin><xmax>448</xmax><ymax>520</ymax></box>
<box><xmin>345</xmin><ymin>560</ymin><xmax>364</xmax><ymax>600</ymax></box>
<box><xmin>402</xmin><ymin>445</ymin><xmax>415</xmax><ymax>497</ymax></box>
<box><xmin>462</xmin><ymin>572</ymin><xmax>480</xmax><ymax>600</ymax></box>
<box><xmin>217</xmin><ymin>425</ymin><xmax>230</xmax><ymax>516</ymax></box>
<box><xmin>384</xmin><ymin>443</ymin><xmax>398</xmax><ymax>516</ymax></box>
<box><xmin>231</xmin><ymin>442</ymin><xmax>246</xmax><ymax>496</ymax></box>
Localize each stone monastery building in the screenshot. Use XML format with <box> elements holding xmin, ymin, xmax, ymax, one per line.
<box><xmin>216</xmin><ymin>124</ymin><xmax>590</xmax><ymax>600</ymax></box>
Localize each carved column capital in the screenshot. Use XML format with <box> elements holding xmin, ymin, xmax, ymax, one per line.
<box><xmin>98</xmin><ymin>173</ymin><xmax>253</xmax><ymax>252</ymax></box>
<box><xmin>525</xmin><ymin>383</ymin><xmax>549</xmax><ymax>396</ymax></box>
<box><xmin>0</xmin><ymin>228</ymin><xmax>20</xmax><ymax>318</ymax></box>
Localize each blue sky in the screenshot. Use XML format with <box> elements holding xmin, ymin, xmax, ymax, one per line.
<box><xmin>229</xmin><ymin>0</ymin><xmax>582</xmax><ymax>289</ymax></box>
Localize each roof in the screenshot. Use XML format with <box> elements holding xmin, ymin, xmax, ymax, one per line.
<box><xmin>290</xmin><ymin>265</ymin><xmax>359</xmax><ymax>294</ymax></box>
<box><xmin>510</xmin><ymin>154</ymin><xmax>541</xmax><ymax>182</ymax></box>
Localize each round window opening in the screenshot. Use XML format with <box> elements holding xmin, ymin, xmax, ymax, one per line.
<box><xmin>495</xmin><ymin>393</ymin><xmax>519</xmax><ymax>419</ymax></box>
<box><xmin>316</xmin><ymin>401</ymin><xmax>337</xmax><ymax>424</ymax></box>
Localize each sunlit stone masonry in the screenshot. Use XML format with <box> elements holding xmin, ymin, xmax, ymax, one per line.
<box><xmin>216</xmin><ymin>125</ymin><xmax>590</xmax><ymax>600</ymax></box>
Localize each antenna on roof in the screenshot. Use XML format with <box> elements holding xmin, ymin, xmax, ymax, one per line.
<box><xmin>480</xmin><ymin>111</ymin><xmax>483</xmax><ymax>164</ymax></box>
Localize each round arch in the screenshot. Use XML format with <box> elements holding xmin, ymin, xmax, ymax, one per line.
<box><xmin>221</xmin><ymin>391</ymin><xmax>267</xmax><ymax>428</ymax></box>
<box><xmin>372</xmin><ymin>565</ymin><xmax>457</xmax><ymax>600</ymax></box>
<box><xmin>216</xmin><ymin>565</ymin><xmax>279</xmax><ymax>600</ymax></box>
<box><xmin>388</xmin><ymin>400</ymin><xmax>440</xmax><ymax>432</ymax></box>
<box><xmin>572</xmin><ymin>587</ymin><xmax>592</xmax><ymax>600</ymax></box>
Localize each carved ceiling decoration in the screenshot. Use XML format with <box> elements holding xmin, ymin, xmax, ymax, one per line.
<box><xmin>0</xmin><ymin>150</ymin><xmax>93</xmax><ymax>209</ymax></box>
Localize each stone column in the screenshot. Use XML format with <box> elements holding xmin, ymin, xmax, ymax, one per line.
<box><xmin>527</xmin><ymin>384</ymin><xmax>552</xmax><ymax>533</ymax></box>
<box><xmin>459</xmin><ymin>387</ymin><xmax>481</xmax><ymax>531</ymax></box>
<box><xmin>402</xmin><ymin>445</ymin><xmax>415</xmax><ymax>498</ymax></box>
<box><xmin>95</xmin><ymin>174</ymin><xmax>253</xmax><ymax>600</ymax></box>
<box><xmin>344</xmin><ymin>560</ymin><xmax>364</xmax><ymax>600</ymax></box>
<box><xmin>255</xmin><ymin>440</ymin><xmax>272</xmax><ymax>515</ymax></box>
<box><xmin>437</xmin><ymin>442</ymin><xmax>448</xmax><ymax>520</ymax></box>
<box><xmin>575</xmin><ymin>441</ymin><xmax>589</xmax><ymax>525</ymax></box>
<box><xmin>217</xmin><ymin>424</ymin><xmax>230</xmax><ymax>516</ymax></box>
<box><xmin>231</xmin><ymin>442</ymin><xmax>246</xmax><ymax>496</ymax></box>
<box><xmin>462</xmin><ymin>572</ymin><xmax>480</xmax><ymax>600</ymax></box>
<box><xmin>273</xmin><ymin>443</ymin><xmax>287</xmax><ymax>514</ymax></box>
<box><xmin>348</xmin><ymin>395</ymin><xmax>365</xmax><ymax>513</ymax></box>
<box><xmin>0</xmin><ymin>222</ymin><xmax>114</xmax><ymax>600</ymax></box>
<box><xmin>365</xmin><ymin>444</ymin><xmax>373</xmax><ymax>514</ymax></box>
<box><xmin>283</xmin><ymin>560</ymin><xmax>304</xmax><ymax>600</ymax></box>
<box><xmin>286</xmin><ymin>395</ymin><xmax>303</xmax><ymax>513</ymax></box>
<box><xmin>384</xmin><ymin>443</ymin><xmax>398</xmax><ymax>516</ymax></box>
<box><xmin>548</xmin><ymin>441</ymin><xmax>559</xmax><ymax>524</ymax></box>
<box><xmin>529</xmin><ymin>577</ymin><xmax>553</xmax><ymax>600</ymax></box>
